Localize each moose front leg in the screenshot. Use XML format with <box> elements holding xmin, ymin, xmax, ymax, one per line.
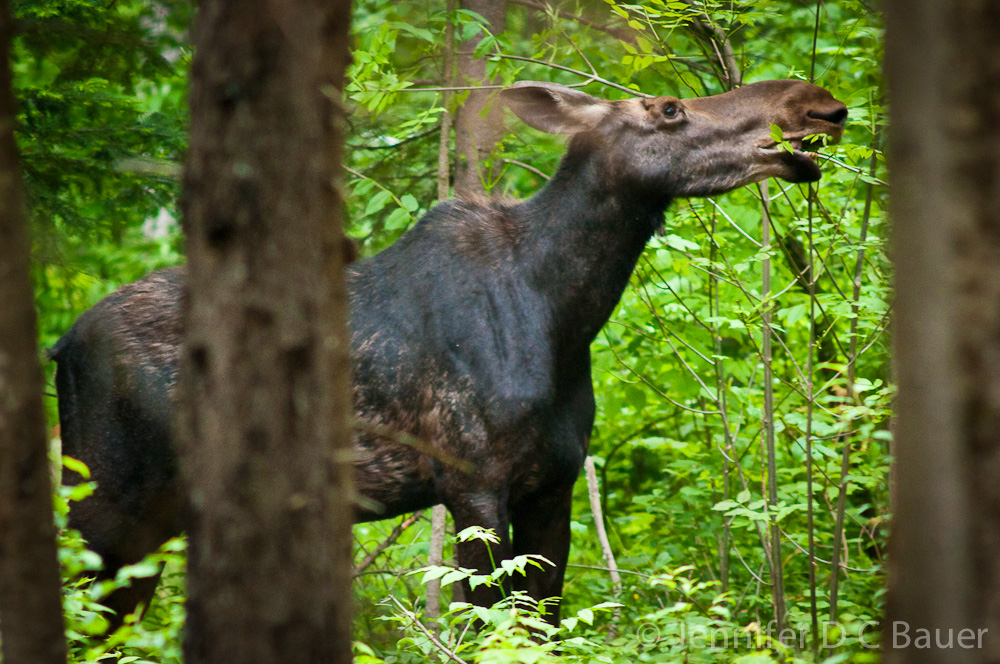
<box><xmin>511</xmin><ymin>484</ymin><xmax>574</xmax><ymax>626</ymax></box>
<box><xmin>448</xmin><ymin>491</ymin><xmax>512</xmax><ymax>610</ymax></box>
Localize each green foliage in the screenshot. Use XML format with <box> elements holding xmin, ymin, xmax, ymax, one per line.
<box><xmin>13</xmin><ymin>0</ymin><xmax>190</xmax><ymax>423</ymax></box>
<box><xmin>344</xmin><ymin>1</ymin><xmax>889</xmax><ymax>659</ymax></box>
<box><xmin>25</xmin><ymin>0</ymin><xmax>888</xmax><ymax>662</ymax></box>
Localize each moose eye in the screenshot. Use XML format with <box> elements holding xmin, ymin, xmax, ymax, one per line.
<box><xmin>663</xmin><ymin>103</ymin><xmax>680</xmax><ymax>119</ymax></box>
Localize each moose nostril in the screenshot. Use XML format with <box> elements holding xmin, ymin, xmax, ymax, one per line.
<box><xmin>808</xmin><ymin>106</ymin><xmax>848</xmax><ymax>126</ymax></box>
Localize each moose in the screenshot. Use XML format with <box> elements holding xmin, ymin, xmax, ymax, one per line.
<box><xmin>52</xmin><ymin>79</ymin><xmax>847</xmax><ymax>628</ymax></box>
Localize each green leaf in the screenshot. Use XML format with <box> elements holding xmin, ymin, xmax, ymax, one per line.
<box><xmin>364</xmin><ymin>189</ymin><xmax>393</xmax><ymax>216</ymax></box>
<box><xmin>62</xmin><ymin>455</ymin><xmax>91</xmax><ymax>479</ymax></box>
<box><xmin>383</xmin><ymin>207</ymin><xmax>411</xmax><ymax>231</ymax></box>
<box><xmin>399</xmin><ymin>194</ymin><xmax>419</xmax><ymax>212</ymax></box>
<box><xmin>664</xmin><ymin>233</ymin><xmax>699</xmax><ymax>252</ymax></box>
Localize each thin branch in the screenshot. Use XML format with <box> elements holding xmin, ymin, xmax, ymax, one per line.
<box><xmin>830</xmin><ymin>145</ymin><xmax>879</xmax><ymax>621</ymax></box>
<box><xmin>354</xmin><ymin>512</ymin><xmax>423</xmax><ymax>576</ymax></box>
<box><xmin>350</xmin><ymin>127</ymin><xmax>440</xmax><ymax>151</ymax></box>
<box><xmin>584</xmin><ymin>456</ymin><xmax>622</xmax><ymax>639</ymax></box>
<box><xmin>500</xmin><ymin>158</ymin><xmax>550</xmax><ymax>181</ymax></box>
<box><xmin>495</xmin><ymin>54</ymin><xmax>652</xmax><ymax>97</ymax></box>
<box><xmin>680</xmin><ymin>0</ymin><xmax>742</xmax><ymax>89</ymax></box>
<box><xmin>114</xmin><ymin>157</ymin><xmax>182</xmax><ymax>178</ymax></box>
<box><xmin>707</xmin><ymin>197</ymin><xmax>762</xmax><ymax>247</ymax></box>
<box><xmin>387</xmin><ymin>595</ymin><xmax>470</xmax><ymax>664</ymax></box>
<box><xmin>815</xmin><ymin>153</ymin><xmax>888</xmax><ymax>186</ymax></box>
<box><xmin>508</xmin><ymin>0</ymin><xmax>637</xmax><ymax>43</ymax></box>
<box><xmin>780</xmin><ymin>527</ymin><xmax>879</xmax><ymax>573</ymax></box>
<box><xmin>710</xmin><ymin>215</ymin><xmax>732</xmax><ymax>593</ymax></box>
<box><xmin>381</xmin><ymin>83</ymin><xmax>505</xmax><ymax>93</ymax></box>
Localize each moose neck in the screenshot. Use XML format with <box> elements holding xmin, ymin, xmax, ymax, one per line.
<box><xmin>518</xmin><ymin>143</ymin><xmax>670</xmax><ymax>352</ymax></box>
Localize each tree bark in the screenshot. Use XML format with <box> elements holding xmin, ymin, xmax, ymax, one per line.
<box><xmin>425</xmin><ymin>504</ymin><xmax>448</xmax><ymax>626</ymax></box>
<box><xmin>453</xmin><ymin>0</ymin><xmax>506</xmax><ymax>198</ymax></box>
<box><xmin>948</xmin><ymin>1</ymin><xmax>1000</xmax><ymax>659</ymax></box>
<box><xmin>178</xmin><ymin>1</ymin><xmax>353</xmax><ymax>663</ymax></box>
<box><xmin>884</xmin><ymin>0</ymin><xmax>1000</xmax><ymax>661</ymax></box>
<box><xmin>0</xmin><ymin>0</ymin><xmax>68</xmax><ymax>661</ymax></box>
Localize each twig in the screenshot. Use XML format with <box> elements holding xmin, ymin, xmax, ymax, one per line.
<box><xmin>815</xmin><ymin>153</ymin><xmax>888</xmax><ymax>186</ymax></box>
<box><xmin>508</xmin><ymin>0</ymin><xmax>637</xmax><ymax>44</ymax></box>
<box><xmin>829</xmin><ymin>146</ymin><xmax>879</xmax><ymax>621</ymax></box>
<box><xmin>500</xmin><ymin>158</ymin><xmax>550</xmax><ymax>181</ymax></box>
<box><xmin>387</xmin><ymin>595</ymin><xmax>470</xmax><ymax>664</ymax></box>
<box><xmin>709</xmin><ymin>215</ymin><xmax>732</xmax><ymax>593</ymax></box>
<box><xmin>568</xmin><ymin>563</ymin><xmax>651</xmax><ymax>577</ymax></box>
<box><xmin>495</xmin><ymin>54</ymin><xmax>652</xmax><ymax>97</ymax></box>
<box><xmin>113</xmin><ymin>157</ymin><xmax>182</xmax><ymax>178</ymax></box>
<box><xmin>707</xmin><ymin>198</ymin><xmax>762</xmax><ymax>247</ymax></box>
<box><xmin>354</xmin><ymin>512</ymin><xmax>422</xmax><ymax>576</ymax></box>
<box><xmin>584</xmin><ymin>456</ymin><xmax>622</xmax><ymax>639</ymax></box>
<box><xmin>680</xmin><ymin>0</ymin><xmax>742</xmax><ymax>89</ymax></box>
<box><xmin>350</xmin><ymin>127</ymin><xmax>440</xmax><ymax>151</ymax></box>
<box><xmin>379</xmin><ymin>83</ymin><xmax>504</xmax><ymax>93</ymax></box>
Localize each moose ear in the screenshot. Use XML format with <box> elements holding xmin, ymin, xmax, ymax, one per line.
<box><xmin>501</xmin><ymin>82</ymin><xmax>611</xmax><ymax>135</ymax></box>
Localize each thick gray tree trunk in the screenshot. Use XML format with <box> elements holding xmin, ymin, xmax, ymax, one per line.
<box><xmin>0</xmin><ymin>0</ymin><xmax>68</xmax><ymax>661</ymax></box>
<box><xmin>885</xmin><ymin>0</ymin><xmax>1000</xmax><ymax>661</ymax></box>
<box><xmin>178</xmin><ymin>1</ymin><xmax>354</xmax><ymax>663</ymax></box>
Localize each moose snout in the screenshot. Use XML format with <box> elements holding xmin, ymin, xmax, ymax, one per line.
<box><xmin>807</xmin><ymin>104</ymin><xmax>848</xmax><ymax>127</ymax></box>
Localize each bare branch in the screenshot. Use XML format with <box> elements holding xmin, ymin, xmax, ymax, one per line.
<box><xmin>387</xmin><ymin>595</ymin><xmax>471</xmax><ymax>664</ymax></box>
<box><xmin>354</xmin><ymin>513</ymin><xmax>423</xmax><ymax>576</ymax></box>
<box><xmin>584</xmin><ymin>456</ymin><xmax>622</xmax><ymax>638</ymax></box>
<box><xmin>508</xmin><ymin>0</ymin><xmax>636</xmax><ymax>43</ymax></box>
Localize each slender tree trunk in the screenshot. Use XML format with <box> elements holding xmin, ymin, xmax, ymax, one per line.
<box><xmin>0</xmin><ymin>1</ymin><xmax>68</xmax><ymax>661</ymax></box>
<box><xmin>425</xmin><ymin>504</ymin><xmax>448</xmax><ymax>625</ymax></box>
<box><xmin>584</xmin><ymin>456</ymin><xmax>622</xmax><ymax>639</ymax></box>
<box><xmin>453</xmin><ymin>0</ymin><xmax>506</xmax><ymax>197</ymax></box>
<box><xmin>427</xmin><ymin>4</ymin><xmax>456</xmax><ymax>621</ymax></box>
<box><xmin>177</xmin><ymin>1</ymin><xmax>353</xmax><ymax>663</ymax></box>
<box><xmin>758</xmin><ymin>181</ymin><xmax>787</xmax><ymax>632</ymax></box>
<box><xmin>436</xmin><ymin>0</ymin><xmax>455</xmax><ymax>204</ymax></box>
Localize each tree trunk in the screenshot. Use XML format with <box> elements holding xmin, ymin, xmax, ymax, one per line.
<box><xmin>948</xmin><ymin>1</ymin><xmax>1000</xmax><ymax>659</ymax></box>
<box><xmin>885</xmin><ymin>0</ymin><xmax>1000</xmax><ymax>661</ymax></box>
<box><xmin>177</xmin><ymin>1</ymin><xmax>353</xmax><ymax>663</ymax></box>
<box><xmin>453</xmin><ymin>0</ymin><xmax>506</xmax><ymax>197</ymax></box>
<box><xmin>0</xmin><ymin>0</ymin><xmax>68</xmax><ymax>661</ymax></box>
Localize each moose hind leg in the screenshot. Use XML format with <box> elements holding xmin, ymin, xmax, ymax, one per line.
<box><xmin>96</xmin><ymin>563</ymin><xmax>165</xmax><ymax>633</ymax></box>
<box><xmin>511</xmin><ymin>484</ymin><xmax>574</xmax><ymax>626</ymax></box>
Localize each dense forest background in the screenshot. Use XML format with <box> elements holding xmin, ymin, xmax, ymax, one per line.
<box><xmin>14</xmin><ymin>0</ymin><xmax>886</xmax><ymax>662</ymax></box>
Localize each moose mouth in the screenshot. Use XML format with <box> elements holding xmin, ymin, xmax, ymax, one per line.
<box><xmin>759</xmin><ymin>135</ymin><xmax>833</xmax><ymax>183</ymax></box>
